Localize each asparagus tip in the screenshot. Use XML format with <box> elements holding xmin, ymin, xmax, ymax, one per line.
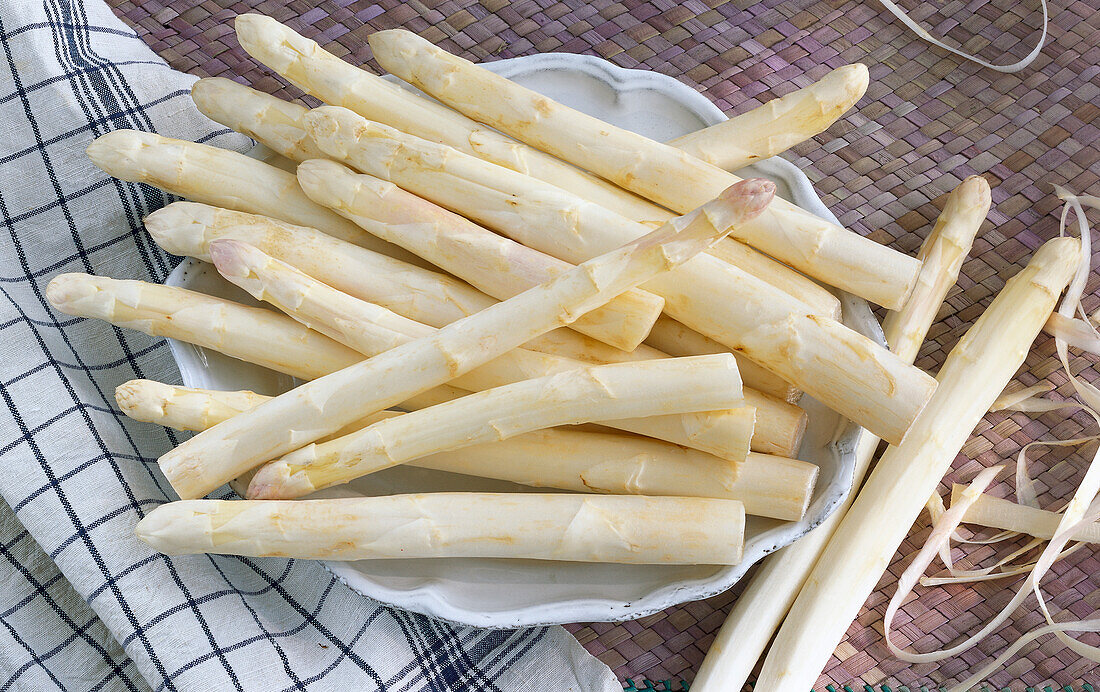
<box><xmin>294</xmin><ymin>158</ymin><xmax>345</xmax><ymax>202</ymax></box>
<box><xmin>245</xmin><ymin>465</ymin><xmax>283</xmax><ymax>500</ymax></box>
<box><xmin>86</xmin><ymin>130</ymin><xmax>148</xmax><ymax>176</ymax></box>
<box><xmin>115</xmin><ymin>379</ymin><xmax>169</xmax><ymax>422</ymax></box>
<box><xmin>207</xmin><ymin>238</ymin><xmax>255</xmax><ymax>280</ymax></box>
<box><xmin>45</xmin><ymin>273</ymin><xmax>95</xmax><ymax>312</ymax></box>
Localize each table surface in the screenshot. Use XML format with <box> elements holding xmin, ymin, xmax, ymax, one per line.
<box><xmin>106</xmin><ymin>0</ymin><xmax>1100</xmax><ymax>688</ymax></box>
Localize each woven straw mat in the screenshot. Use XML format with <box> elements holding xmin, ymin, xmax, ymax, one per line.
<box><xmin>105</xmin><ymin>0</ymin><xmax>1100</xmax><ymax>689</ymax></box>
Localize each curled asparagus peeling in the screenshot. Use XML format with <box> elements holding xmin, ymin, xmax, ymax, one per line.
<box><xmin>208</xmin><ymin>238</ymin><xmax>761</xmax><ymax>460</ymax></box>
<box><xmin>296</xmin><ymin>158</ymin><xmax>664</xmax><ymax>351</ymax></box>
<box><xmin>691</xmin><ymin>174</ymin><xmax>990</xmax><ymax>692</ymax></box>
<box><xmin>951</xmin><ymin>485</ymin><xmax>1100</xmax><ymax>545</ymax></box>
<box><xmin>246</xmin><ymin>354</ymin><xmax>745</xmax><ymax>499</ymax></box>
<box><xmin>232</xmin><ymin>14</ymin><xmax>841</xmax><ymax>319</ymax></box>
<box><xmin>154</xmin><ymin>178</ymin><xmax>775</xmax><ymax>499</ymax></box>
<box><xmin>135</xmin><ymin>494</ymin><xmax>746</xmax><ymax>565</ymax></box>
<box><xmin>117</xmin><ymin>380</ymin><xmax>816</xmax><ymax>520</ymax></box>
<box><xmin>369</xmin><ymin>29</ymin><xmax>920</xmax><ymax>309</ymax></box>
<box><xmin>307</xmin><ymin>106</ymin><xmax>936</xmax><ymax>444</ymax></box>
<box><xmin>667</xmin><ymin>64</ymin><xmax>869</xmax><ymax>172</ymax></box>
<box><xmin>84</xmin><ymin>129</ymin><xmax>426</xmax><ymax>267</ymax></box>
<box><xmin>754</xmin><ymin>236</ymin><xmax>1079</xmax><ymax>692</ymax></box>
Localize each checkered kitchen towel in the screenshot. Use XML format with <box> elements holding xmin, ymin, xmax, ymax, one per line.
<box><xmin>0</xmin><ymin>1</ymin><xmax>620</xmax><ymax>690</ymax></box>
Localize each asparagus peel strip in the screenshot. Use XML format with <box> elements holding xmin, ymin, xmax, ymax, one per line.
<box><xmin>306</xmin><ymin>106</ymin><xmax>936</xmax><ymax>444</ymax></box>
<box><xmin>117</xmin><ymin>380</ymin><xmax>816</xmax><ymax>521</ymax></box>
<box><xmin>690</xmin><ymin>175</ymin><xmax>990</xmax><ymax>691</ymax></box>
<box><xmin>231</xmin><ymin>14</ymin><xmax>841</xmax><ymax>319</ymax></box>
<box><xmin>667</xmin><ymin>64</ymin><xmax>869</xmax><ymax>172</ymax></box>
<box><xmin>754</xmin><ymin>236</ymin><xmax>1079</xmax><ymax>691</ymax></box>
<box><xmin>209</xmin><ymin>238</ymin><xmax>764</xmax><ymax>460</ymax></box>
<box><xmin>245</xmin><ymin>354</ymin><xmax>745</xmax><ymax>499</ymax></box>
<box><xmin>152</xmin><ymin>178</ymin><xmax>775</xmax><ymax>499</ymax></box>
<box><xmin>135</xmin><ymin>494</ymin><xmax>746</xmax><ymax>565</ymax></box>
<box><xmin>369</xmin><ymin>29</ymin><xmax>920</xmax><ymax>309</ymax></box>
<box><xmin>296</xmin><ymin>158</ymin><xmax>665</xmax><ymax>351</ymax></box>
<box><xmin>84</xmin><ymin>129</ymin><xmax>426</xmax><ymax>268</ymax></box>
<box><xmin>951</xmin><ymin>484</ymin><xmax>1100</xmax><ymax>544</ymax></box>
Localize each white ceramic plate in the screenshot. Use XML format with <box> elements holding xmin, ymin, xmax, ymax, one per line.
<box><xmin>165</xmin><ymin>54</ymin><xmax>882</xmax><ymax>628</ymax></box>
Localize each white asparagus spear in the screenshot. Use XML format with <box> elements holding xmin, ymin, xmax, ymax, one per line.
<box><xmin>116</xmin><ymin>380</ymin><xmax>816</xmax><ymax>520</ymax></box>
<box><xmin>754</xmin><ymin>236</ymin><xmax>1078</xmax><ymax>691</ymax></box>
<box><xmin>144</xmin><ymin>201</ymin><xmax>624</xmax><ymax>364</ymax></box>
<box><xmin>644</xmin><ymin>315</ymin><xmax>800</xmax><ymax>403</ymax></box>
<box><xmin>307</xmin><ymin>107</ymin><xmax>936</xmax><ymax>444</ymax></box>
<box><xmin>84</xmin><ymin>129</ymin><xmax>428</xmax><ymax>268</ymax></box>
<box><xmin>44</xmin><ymin>274</ymin><xmax>361</xmax><ymax>380</ymax></box>
<box><xmin>116</xmin><ymin>380</ymin><xmax>270</xmax><ymax>431</ymax></box>
<box><xmin>136</xmin><ymin>494</ymin><xmax>746</xmax><ymax>564</ymax></box>
<box><xmin>369</xmin><ymin>29</ymin><xmax>921</xmax><ymax>309</ymax></box>
<box><xmin>234</xmin><ymin>13</ymin><xmax>659</xmax><ymax>221</ymax></box>
<box><xmin>246</xmin><ymin>355</ymin><xmax>745</xmax><ymax>499</ymax></box>
<box><xmin>951</xmin><ymin>485</ymin><xmax>1100</xmax><ymax>544</ymax></box>
<box><xmin>209</xmin><ymin>238</ymin><xmax>759</xmax><ymax>460</ymax></box>
<box><xmin>297</xmin><ymin>158</ymin><xmax>664</xmax><ymax>351</ymax></box>
<box><xmin>881</xmin><ymin>176</ymin><xmax>992</xmax><ymax>356</ymax></box>
<box><xmin>743</xmin><ymin>389</ymin><xmax>804</xmax><ymax>457</ymax></box>
<box><xmin>47</xmin><ymin>274</ymin><xmax>466</xmax><ymax>412</ymax></box>
<box><xmin>232</xmin><ymin>14</ymin><xmax>842</xmax><ymax>319</ymax></box>
<box><xmin>690</xmin><ymin>174</ymin><xmax>990</xmax><ymax>692</ymax></box>
<box><xmin>191</xmin><ymin>77</ymin><xmax>329</xmax><ymax>161</ymax></box>
<box><xmin>667</xmin><ymin>64</ymin><xmax>869</xmax><ymax>172</ymax></box>
<box><xmin>144</xmin><ymin>201</ymin><xmax>801</xmax><ymax>451</ymax></box>
<box><xmin>155</xmin><ymin>178</ymin><xmax>775</xmax><ymax>499</ymax></box>
<box><xmin>147</xmin><ymin>202</ymin><xmax>796</xmax><ymax>401</ymax></box>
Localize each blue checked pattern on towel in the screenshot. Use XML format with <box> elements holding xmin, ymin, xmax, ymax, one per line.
<box><xmin>0</xmin><ymin>2</ymin><xmax>619</xmax><ymax>690</ymax></box>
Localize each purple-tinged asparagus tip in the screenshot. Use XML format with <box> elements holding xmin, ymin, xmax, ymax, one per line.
<box><xmin>207</xmin><ymin>238</ymin><xmax>257</xmax><ymax>280</ymax></box>
<box><xmin>719</xmin><ymin>178</ymin><xmax>775</xmax><ymax>219</ymax></box>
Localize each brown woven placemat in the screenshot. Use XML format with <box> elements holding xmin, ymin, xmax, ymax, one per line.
<box><xmin>107</xmin><ymin>0</ymin><xmax>1100</xmax><ymax>688</ymax></box>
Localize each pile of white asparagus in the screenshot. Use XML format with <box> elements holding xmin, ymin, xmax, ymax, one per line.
<box><xmin>47</xmin><ymin>12</ymin><xmax>1100</xmax><ymax>687</ymax></box>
